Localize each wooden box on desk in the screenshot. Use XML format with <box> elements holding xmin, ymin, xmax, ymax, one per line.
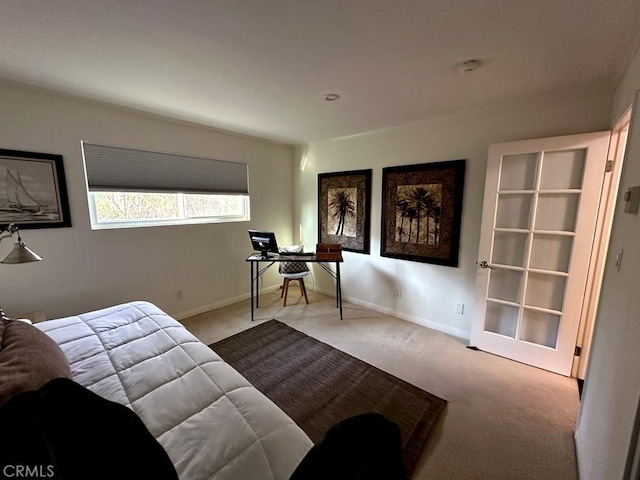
<box><xmin>315</xmin><ymin>243</ymin><xmax>343</xmax><ymax>261</ymax></box>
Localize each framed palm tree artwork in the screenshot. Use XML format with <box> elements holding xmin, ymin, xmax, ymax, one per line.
<box><xmin>381</xmin><ymin>160</ymin><xmax>465</xmax><ymax>266</ymax></box>
<box><xmin>318</xmin><ymin>169</ymin><xmax>371</xmax><ymax>254</ymax></box>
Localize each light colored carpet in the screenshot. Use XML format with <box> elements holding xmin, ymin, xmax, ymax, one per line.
<box><xmin>181</xmin><ymin>290</ymin><xmax>580</xmax><ymax>480</ymax></box>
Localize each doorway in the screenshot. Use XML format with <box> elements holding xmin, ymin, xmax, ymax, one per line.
<box><xmin>470</xmin><ymin>127</ymin><xmax>628</xmax><ymax>376</ymax></box>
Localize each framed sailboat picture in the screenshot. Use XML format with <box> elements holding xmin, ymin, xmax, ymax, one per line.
<box><xmin>0</xmin><ymin>149</ymin><xmax>71</xmax><ymax>229</ymax></box>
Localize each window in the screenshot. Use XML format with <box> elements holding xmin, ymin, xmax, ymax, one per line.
<box><xmin>82</xmin><ymin>142</ymin><xmax>250</xmax><ymax>229</ymax></box>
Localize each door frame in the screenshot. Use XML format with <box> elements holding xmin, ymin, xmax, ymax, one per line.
<box><xmin>572</xmin><ymin>107</ymin><xmax>632</xmax><ymax>378</ymax></box>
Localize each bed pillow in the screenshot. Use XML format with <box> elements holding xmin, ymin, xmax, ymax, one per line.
<box><xmin>0</xmin><ymin>319</ymin><xmax>72</xmax><ymax>407</ymax></box>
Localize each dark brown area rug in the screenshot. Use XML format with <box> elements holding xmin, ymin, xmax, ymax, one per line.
<box><xmin>210</xmin><ymin>320</ymin><xmax>447</xmax><ymax>477</ymax></box>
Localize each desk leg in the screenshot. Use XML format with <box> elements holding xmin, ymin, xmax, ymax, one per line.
<box><xmin>336</xmin><ymin>262</ymin><xmax>343</xmax><ymax>320</ymax></box>
<box><xmin>255</xmin><ymin>261</ymin><xmax>260</xmax><ymax>310</ymax></box>
<box><xmin>250</xmin><ymin>262</ymin><xmax>255</xmax><ymax>321</ymax></box>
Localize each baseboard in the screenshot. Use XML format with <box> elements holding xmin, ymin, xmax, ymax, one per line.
<box><xmin>172</xmin><ymin>285</ymin><xmax>280</xmax><ymax>320</ymax></box>
<box><xmin>174</xmin><ymin>285</ymin><xmax>470</xmax><ymax>340</ymax></box>
<box><xmin>313</xmin><ymin>286</ymin><xmax>470</xmax><ymax>340</ymax></box>
<box><xmin>574</xmin><ymin>428</ymin><xmax>586</xmax><ymax>480</ymax></box>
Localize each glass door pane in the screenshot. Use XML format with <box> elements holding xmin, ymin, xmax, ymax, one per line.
<box><xmin>530</xmin><ymin>234</ymin><xmax>573</xmax><ymax>273</ymax></box>
<box><xmin>500</xmin><ymin>153</ymin><xmax>538</xmax><ymax>190</ymax></box>
<box><xmin>492</xmin><ymin>232</ymin><xmax>528</xmax><ymax>267</ymax></box>
<box><xmin>520</xmin><ymin>310</ymin><xmax>560</xmax><ymax>348</ymax></box>
<box><xmin>488</xmin><ymin>269</ymin><xmax>524</xmax><ymax>304</ymax></box>
<box><xmin>525</xmin><ymin>273</ymin><xmax>566</xmax><ymax>312</ymax></box>
<box><xmin>485</xmin><ymin>303</ymin><xmax>518</xmax><ymax>339</ymax></box>
<box><xmin>496</xmin><ymin>194</ymin><xmax>533</xmax><ymax>229</ymax></box>
<box><xmin>535</xmin><ymin>194</ymin><xmax>580</xmax><ymax>232</ymax></box>
<box><xmin>539</xmin><ymin>149</ymin><xmax>586</xmax><ymax>190</ymax></box>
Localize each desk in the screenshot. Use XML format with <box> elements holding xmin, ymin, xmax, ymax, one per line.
<box><xmin>246</xmin><ymin>254</ymin><xmax>343</xmax><ymax>321</ymax></box>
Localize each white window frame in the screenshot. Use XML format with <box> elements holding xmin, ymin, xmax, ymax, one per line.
<box><xmin>87</xmin><ymin>192</ymin><xmax>250</xmax><ymax>230</ymax></box>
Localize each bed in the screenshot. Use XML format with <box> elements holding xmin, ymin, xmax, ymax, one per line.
<box><xmin>26</xmin><ymin>301</ymin><xmax>313</xmax><ymax>479</ymax></box>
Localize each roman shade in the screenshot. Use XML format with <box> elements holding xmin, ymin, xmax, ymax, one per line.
<box><xmin>81</xmin><ymin>142</ymin><xmax>249</xmax><ymax>195</ymax></box>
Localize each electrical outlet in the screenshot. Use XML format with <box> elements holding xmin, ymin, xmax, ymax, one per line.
<box><xmin>394</xmin><ymin>289</ymin><xmax>401</xmax><ymax>299</ymax></box>
<box><xmin>456</xmin><ymin>303</ymin><xmax>464</xmax><ymax>314</ymax></box>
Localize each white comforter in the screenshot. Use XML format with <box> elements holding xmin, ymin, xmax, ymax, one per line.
<box><xmin>36</xmin><ymin>301</ymin><xmax>313</xmax><ymax>480</ymax></box>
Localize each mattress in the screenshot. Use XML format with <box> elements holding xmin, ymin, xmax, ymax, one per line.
<box><xmin>36</xmin><ymin>301</ymin><xmax>313</xmax><ymax>480</ymax></box>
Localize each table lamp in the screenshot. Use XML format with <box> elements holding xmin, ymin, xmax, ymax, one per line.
<box><xmin>0</xmin><ymin>223</ymin><xmax>43</xmax><ymax>321</ymax></box>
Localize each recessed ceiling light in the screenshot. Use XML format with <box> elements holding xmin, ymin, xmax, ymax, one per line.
<box><xmin>458</xmin><ymin>60</ymin><xmax>480</xmax><ymax>74</ymax></box>
<box><xmin>323</xmin><ymin>93</ymin><xmax>340</xmax><ymax>102</ymax></box>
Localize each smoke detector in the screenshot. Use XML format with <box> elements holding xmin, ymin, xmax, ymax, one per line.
<box><xmin>458</xmin><ymin>60</ymin><xmax>480</xmax><ymax>74</ymax></box>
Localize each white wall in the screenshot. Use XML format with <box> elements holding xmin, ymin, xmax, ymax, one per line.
<box><xmin>294</xmin><ymin>87</ymin><xmax>613</xmax><ymax>338</ymax></box>
<box><xmin>576</xmin><ymin>45</ymin><xmax>640</xmax><ymax>480</ymax></box>
<box><xmin>0</xmin><ymin>81</ymin><xmax>294</xmax><ymax>320</ymax></box>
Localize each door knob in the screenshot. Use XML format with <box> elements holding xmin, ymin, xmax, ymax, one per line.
<box><xmin>478</xmin><ymin>260</ymin><xmax>495</xmax><ymax>270</ymax></box>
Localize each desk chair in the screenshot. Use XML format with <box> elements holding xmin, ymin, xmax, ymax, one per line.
<box><xmin>279</xmin><ymin>250</ymin><xmax>310</xmax><ymax>306</ymax></box>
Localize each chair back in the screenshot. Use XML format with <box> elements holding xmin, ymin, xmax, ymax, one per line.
<box><xmin>278</xmin><ymin>245</ymin><xmax>309</xmax><ymax>274</ymax></box>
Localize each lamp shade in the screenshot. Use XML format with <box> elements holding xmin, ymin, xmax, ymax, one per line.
<box><xmin>1</xmin><ymin>242</ymin><xmax>43</xmax><ymax>264</ymax></box>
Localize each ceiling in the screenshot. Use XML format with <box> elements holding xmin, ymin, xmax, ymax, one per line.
<box><xmin>1</xmin><ymin>1</ymin><xmax>639</xmax><ymax>145</ymax></box>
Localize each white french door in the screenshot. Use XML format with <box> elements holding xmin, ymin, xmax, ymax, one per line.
<box><xmin>470</xmin><ymin>131</ymin><xmax>610</xmax><ymax>376</ymax></box>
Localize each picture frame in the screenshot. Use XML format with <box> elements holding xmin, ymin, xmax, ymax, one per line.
<box><xmin>381</xmin><ymin>160</ymin><xmax>465</xmax><ymax>266</ymax></box>
<box><xmin>318</xmin><ymin>169</ymin><xmax>372</xmax><ymax>254</ymax></box>
<box><xmin>0</xmin><ymin>149</ymin><xmax>72</xmax><ymax>229</ymax></box>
